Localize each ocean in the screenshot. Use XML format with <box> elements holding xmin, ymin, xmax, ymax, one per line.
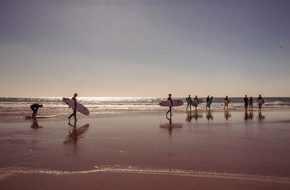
<box><xmin>1</xmin><ymin>96</ymin><xmax>290</xmax><ymax>188</ymax></box>
<box><xmin>0</xmin><ymin>96</ymin><xmax>290</xmax><ymax>120</ymax></box>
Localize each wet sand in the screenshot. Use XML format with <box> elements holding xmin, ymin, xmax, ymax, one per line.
<box><xmin>1</xmin><ymin>110</ymin><xmax>290</xmax><ymax>189</ymax></box>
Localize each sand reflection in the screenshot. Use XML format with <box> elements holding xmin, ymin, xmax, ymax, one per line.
<box><xmin>63</xmin><ymin>121</ymin><xmax>90</xmax><ymax>144</ymax></box>
<box><xmin>30</xmin><ymin>118</ymin><xmax>43</xmax><ymax>129</ymax></box>
<box><xmin>224</xmin><ymin>110</ymin><xmax>231</xmax><ymax>120</ymax></box>
<box><xmin>186</xmin><ymin>110</ymin><xmax>203</xmax><ymax>122</ymax></box>
<box><xmin>160</xmin><ymin>115</ymin><xmax>183</xmax><ymax>136</ymax></box>
<box><xmin>206</xmin><ymin>110</ymin><xmax>214</xmax><ymax>121</ymax></box>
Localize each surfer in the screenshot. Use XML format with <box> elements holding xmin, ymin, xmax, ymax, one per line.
<box><xmin>243</xmin><ymin>95</ymin><xmax>249</xmax><ymax>110</ymax></box>
<box><xmin>224</xmin><ymin>96</ymin><xmax>229</xmax><ymax>110</ymax></box>
<box><xmin>193</xmin><ymin>95</ymin><xmax>200</xmax><ymax>110</ymax></box>
<box><xmin>249</xmin><ymin>97</ymin><xmax>254</xmax><ymax>110</ymax></box>
<box><xmin>206</xmin><ymin>96</ymin><xmax>210</xmax><ymax>109</ymax></box>
<box><xmin>186</xmin><ymin>95</ymin><xmax>192</xmax><ymax>110</ymax></box>
<box><xmin>257</xmin><ymin>95</ymin><xmax>265</xmax><ymax>110</ymax></box>
<box><xmin>30</xmin><ymin>104</ymin><xmax>43</xmax><ymax>119</ymax></box>
<box><xmin>206</xmin><ymin>96</ymin><xmax>213</xmax><ymax>110</ymax></box>
<box><xmin>68</xmin><ymin>93</ymin><xmax>78</xmax><ymax>122</ymax></box>
<box><xmin>166</xmin><ymin>94</ymin><xmax>173</xmax><ymax>116</ymax></box>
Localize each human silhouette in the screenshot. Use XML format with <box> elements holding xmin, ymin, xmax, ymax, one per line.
<box><xmin>68</xmin><ymin>93</ymin><xmax>78</xmax><ymax>122</ymax></box>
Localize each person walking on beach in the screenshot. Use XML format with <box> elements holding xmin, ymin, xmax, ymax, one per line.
<box><xmin>249</xmin><ymin>97</ymin><xmax>254</xmax><ymax>110</ymax></box>
<box><xmin>186</xmin><ymin>95</ymin><xmax>192</xmax><ymax>111</ymax></box>
<box><xmin>206</xmin><ymin>95</ymin><xmax>213</xmax><ymax>110</ymax></box>
<box><xmin>224</xmin><ymin>95</ymin><xmax>229</xmax><ymax>110</ymax></box>
<box><xmin>194</xmin><ymin>95</ymin><xmax>200</xmax><ymax>110</ymax></box>
<box><xmin>30</xmin><ymin>103</ymin><xmax>43</xmax><ymax>119</ymax></box>
<box><xmin>243</xmin><ymin>95</ymin><xmax>249</xmax><ymax>110</ymax></box>
<box><xmin>257</xmin><ymin>95</ymin><xmax>265</xmax><ymax>110</ymax></box>
<box><xmin>68</xmin><ymin>93</ymin><xmax>78</xmax><ymax>122</ymax></box>
<box><xmin>166</xmin><ymin>94</ymin><xmax>173</xmax><ymax>117</ymax></box>
<box><xmin>206</xmin><ymin>96</ymin><xmax>210</xmax><ymax>109</ymax></box>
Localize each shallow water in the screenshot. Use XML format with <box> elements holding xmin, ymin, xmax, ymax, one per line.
<box><xmin>1</xmin><ymin>110</ymin><xmax>290</xmax><ymax>182</ymax></box>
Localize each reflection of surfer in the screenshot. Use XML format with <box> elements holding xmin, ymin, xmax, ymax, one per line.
<box><xmin>193</xmin><ymin>110</ymin><xmax>203</xmax><ymax>121</ymax></box>
<box><xmin>186</xmin><ymin>110</ymin><xmax>202</xmax><ymax>122</ymax></box>
<box><xmin>224</xmin><ymin>109</ymin><xmax>231</xmax><ymax>120</ymax></box>
<box><xmin>248</xmin><ymin>110</ymin><xmax>254</xmax><ymax>119</ymax></box>
<box><xmin>244</xmin><ymin>110</ymin><xmax>249</xmax><ymax>120</ymax></box>
<box><xmin>186</xmin><ymin>110</ymin><xmax>193</xmax><ymax>122</ymax></box>
<box><xmin>31</xmin><ymin>118</ymin><xmax>42</xmax><ymax>129</ymax></box>
<box><xmin>160</xmin><ymin>115</ymin><xmax>183</xmax><ymax>136</ymax></box>
<box><xmin>206</xmin><ymin>110</ymin><xmax>213</xmax><ymax>121</ymax></box>
<box><xmin>166</xmin><ymin>115</ymin><xmax>173</xmax><ymax>135</ymax></box>
<box><xmin>68</xmin><ymin>93</ymin><xmax>78</xmax><ymax>122</ymax></box>
<box><xmin>68</xmin><ymin>121</ymin><xmax>78</xmax><ymax>144</ymax></box>
<box><xmin>64</xmin><ymin>121</ymin><xmax>90</xmax><ymax>144</ymax></box>
<box><xmin>258</xmin><ymin>110</ymin><xmax>265</xmax><ymax>121</ymax></box>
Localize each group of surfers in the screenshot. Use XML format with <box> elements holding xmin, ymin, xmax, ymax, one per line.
<box><xmin>166</xmin><ymin>94</ymin><xmax>265</xmax><ymax>117</ymax></box>
<box><xmin>29</xmin><ymin>93</ymin><xmax>265</xmax><ymax>121</ymax></box>
<box><xmin>29</xmin><ymin>93</ymin><xmax>78</xmax><ymax>121</ymax></box>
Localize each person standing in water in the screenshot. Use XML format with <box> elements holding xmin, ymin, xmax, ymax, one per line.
<box><xmin>249</xmin><ymin>97</ymin><xmax>254</xmax><ymax>110</ymax></box>
<box><xmin>257</xmin><ymin>95</ymin><xmax>265</xmax><ymax>110</ymax></box>
<box><xmin>243</xmin><ymin>95</ymin><xmax>249</xmax><ymax>111</ymax></box>
<box><xmin>186</xmin><ymin>95</ymin><xmax>192</xmax><ymax>111</ymax></box>
<box><xmin>206</xmin><ymin>95</ymin><xmax>213</xmax><ymax>110</ymax></box>
<box><xmin>68</xmin><ymin>93</ymin><xmax>78</xmax><ymax>122</ymax></box>
<box><xmin>30</xmin><ymin>103</ymin><xmax>43</xmax><ymax>119</ymax></box>
<box><xmin>193</xmin><ymin>95</ymin><xmax>200</xmax><ymax>110</ymax></box>
<box><xmin>224</xmin><ymin>95</ymin><xmax>229</xmax><ymax>110</ymax></box>
<box><xmin>166</xmin><ymin>94</ymin><xmax>173</xmax><ymax>117</ymax></box>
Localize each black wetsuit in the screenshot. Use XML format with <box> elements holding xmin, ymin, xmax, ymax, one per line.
<box><xmin>166</xmin><ymin>97</ymin><xmax>173</xmax><ymax>116</ymax></box>
<box><xmin>244</xmin><ymin>97</ymin><xmax>249</xmax><ymax>110</ymax></box>
<box><xmin>30</xmin><ymin>104</ymin><xmax>41</xmax><ymax>118</ymax></box>
<box><xmin>68</xmin><ymin>97</ymin><xmax>77</xmax><ymax>121</ymax></box>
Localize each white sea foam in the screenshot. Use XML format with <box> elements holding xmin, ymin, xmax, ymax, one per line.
<box><xmin>0</xmin><ymin>97</ymin><xmax>290</xmax><ymax>119</ymax></box>
<box><xmin>1</xmin><ymin>165</ymin><xmax>290</xmax><ymax>184</ymax></box>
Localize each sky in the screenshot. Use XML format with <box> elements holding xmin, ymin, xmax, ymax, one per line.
<box><xmin>0</xmin><ymin>0</ymin><xmax>289</xmax><ymax>97</ymax></box>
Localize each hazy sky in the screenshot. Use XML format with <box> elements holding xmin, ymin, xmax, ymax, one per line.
<box><xmin>1</xmin><ymin>0</ymin><xmax>289</xmax><ymax>97</ymax></box>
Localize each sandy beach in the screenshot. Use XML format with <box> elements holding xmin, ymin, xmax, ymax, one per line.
<box><xmin>1</xmin><ymin>110</ymin><xmax>290</xmax><ymax>189</ymax></box>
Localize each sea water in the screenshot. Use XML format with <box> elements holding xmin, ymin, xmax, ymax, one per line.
<box><xmin>1</xmin><ymin>97</ymin><xmax>290</xmax><ymax>184</ymax></box>
<box><xmin>0</xmin><ymin>97</ymin><xmax>290</xmax><ymax>120</ymax></box>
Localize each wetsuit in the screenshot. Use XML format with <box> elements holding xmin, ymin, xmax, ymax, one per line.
<box><xmin>30</xmin><ymin>104</ymin><xmax>41</xmax><ymax>118</ymax></box>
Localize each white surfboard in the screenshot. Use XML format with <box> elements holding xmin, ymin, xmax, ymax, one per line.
<box><xmin>25</xmin><ymin>115</ymin><xmax>56</xmax><ymax>119</ymax></box>
<box><xmin>62</xmin><ymin>97</ymin><xmax>90</xmax><ymax>116</ymax></box>
<box><xmin>159</xmin><ymin>99</ymin><xmax>183</xmax><ymax>107</ymax></box>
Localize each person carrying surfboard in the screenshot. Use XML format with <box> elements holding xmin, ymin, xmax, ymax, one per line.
<box><xmin>257</xmin><ymin>95</ymin><xmax>265</xmax><ymax>110</ymax></box>
<box><xmin>194</xmin><ymin>95</ymin><xmax>200</xmax><ymax>110</ymax></box>
<box><xmin>249</xmin><ymin>97</ymin><xmax>254</xmax><ymax>110</ymax></box>
<box><xmin>206</xmin><ymin>96</ymin><xmax>213</xmax><ymax>110</ymax></box>
<box><xmin>224</xmin><ymin>96</ymin><xmax>229</xmax><ymax>110</ymax></box>
<box><xmin>166</xmin><ymin>94</ymin><xmax>173</xmax><ymax>117</ymax></box>
<box><xmin>243</xmin><ymin>95</ymin><xmax>249</xmax><ymax>111</ymax></box>
<box><xmin>30</xmin><ymin>103</ymin><xmax>43</xmax><ymax>119</ymax></box>
<box><xmin>186</xmin><ymin>95</ymin><xmax>192</xmax><ymax>111</ymax></box>
<box><xmin>68</xmin><ymin>93</ymin><xmax>78</xmax><ymax>122</ymax></box>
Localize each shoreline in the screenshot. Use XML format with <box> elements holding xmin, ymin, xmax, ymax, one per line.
<box><xmin>1</xmin><ymin>170</ymin><xmax>290</xmax><ymax>190</ymax></box>
<box><xmin>1</xmin><ymin>108</ymin><xmax>290</xmax><ymax>122</ymax></box>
